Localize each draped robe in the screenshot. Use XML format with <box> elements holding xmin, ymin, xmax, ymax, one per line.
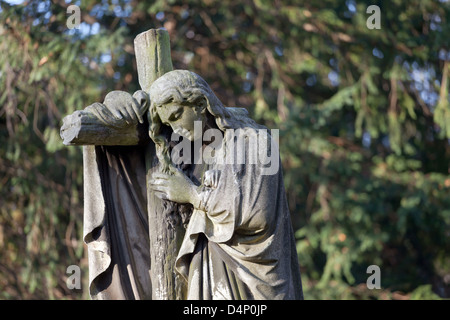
<box><xmin>176</xmin><ymin>127</ymin><xmax>304</xmax><ymax>299</ymax></box>
<box><xmin>83</xmin><ymin>144</ymin><xmax>152</xmax><ymax>299</ymax></box>
<box><xmin>82</xmin><ymin>114</ymin><xmax>303</xmax><ymax>300</ymax></box>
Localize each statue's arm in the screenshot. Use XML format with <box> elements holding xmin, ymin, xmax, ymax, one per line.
<box><xmin>60</xmin><ymin>90</ymin><xmax>149</xmax><ymax>146</ymax></box>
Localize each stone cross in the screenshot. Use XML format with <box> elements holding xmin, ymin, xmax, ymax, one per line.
<box><xmin>60</xmin><ymin>28</ymin><xmax>304</xmax><ymax>301</ymax></box>
<box><xmin>60</xmin><ymin>28</ymin><xmax>184</xmax><ymax>299</ymax></box>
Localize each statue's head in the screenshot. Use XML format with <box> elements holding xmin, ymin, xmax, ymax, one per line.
<box><xmin>149</xmin><ymin>70</ymin><xmax>229</xmax><ymax>142</ymax></box>
<box><xmin>148</xmin><ymin>69</ymin><xmax>263</xmax><ymax>172</ymax></box>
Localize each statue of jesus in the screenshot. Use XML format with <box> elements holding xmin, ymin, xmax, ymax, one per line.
<box><xmin>99</xmin><ymin>70</ymin><xmax>303</xmax><ymax>299</ymax></box>
<box><xmin>61</xmin><ymin>29</ymin><xmax>303</xmax><ymax>300</ymax></box>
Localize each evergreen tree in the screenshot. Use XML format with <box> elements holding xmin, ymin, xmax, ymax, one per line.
<box><xmin>0</xmin><ymin>0</ymin><xmax>448</xmax><ymax>299</ymax></box>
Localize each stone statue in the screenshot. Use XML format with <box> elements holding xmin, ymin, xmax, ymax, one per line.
<box><xmin>60</xmin><ymin>28</ymin><xmax>303</xmax><ymax>300</ymax></box>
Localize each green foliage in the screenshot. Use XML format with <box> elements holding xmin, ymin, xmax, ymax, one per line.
<box><xmin>0</xmin><ymin>0</ymin><xmax>449</xmax><ymax>299</ymax></box>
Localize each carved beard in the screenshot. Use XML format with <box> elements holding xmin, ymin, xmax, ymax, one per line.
<box><xmin>160</xmin><ymin>112</ymin><xmax>217</xmax><ymax>230</ymax></box>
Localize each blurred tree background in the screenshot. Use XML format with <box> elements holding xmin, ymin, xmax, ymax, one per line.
<box><xmin>0</xmin><ymin>0</ymin><xmax>449</xmax><ymax>299</ymax></box>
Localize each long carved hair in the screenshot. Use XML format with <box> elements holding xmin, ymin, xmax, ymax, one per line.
<box><xmin>148</xmin><ymin>70</ymin><xmax>263</xmax><ymax>173</ymax></box>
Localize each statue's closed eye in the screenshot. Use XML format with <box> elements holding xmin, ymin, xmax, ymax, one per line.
<box><xmin>168</xmin><ymin>107</ymin><xmax>183</xmax><ymax>121</ymax></box>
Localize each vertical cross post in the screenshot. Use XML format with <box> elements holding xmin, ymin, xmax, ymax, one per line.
<box><xmin>134</xmin><ymin>28</ymin><xmax>185</xmax><ymax>300</ymax></box>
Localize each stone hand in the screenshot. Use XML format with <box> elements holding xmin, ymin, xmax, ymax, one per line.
<box><xmin>102</xmin><ymin>90</ymin><xmax>149</xmax><ymax>125</ymax></box>
<box><xmin>150</xmin><ymin>168</ymin><xmax>200</xmax><ymax>206</ymax></box>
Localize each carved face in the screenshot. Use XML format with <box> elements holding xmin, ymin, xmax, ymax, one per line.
<box><xmin>157</xmin><ymin>101</ymin><xmax>207</xmax><ymax>141</ymax></box>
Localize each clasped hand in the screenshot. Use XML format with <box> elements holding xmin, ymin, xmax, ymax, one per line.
<box><xmin>102</xmin><ymin>90</ymin><xmax>149</xmax><ymax>125</ymax></box>
<box><xmin>150</xmin><ymin>168</ymin><xmax>200</xmax><ymax>206</ymax></box>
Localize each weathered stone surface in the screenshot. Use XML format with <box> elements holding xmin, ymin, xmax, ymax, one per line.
<box><xmin>134</xmin><ymin>28</ymin><xmax>173</xmax><ymax>93</ymax></box>
<box><xmin>60</xmin><ymin>89</ymin><xmax>150</xmax><ymax>146</ymax></box>
<box><xmin>60</xmin><ymin>28</ymin><xmax>303</xmax><ymax>300</ymax></box>
<box><xmin>60</xmin><ymin>108</ymin><xmax>145</xmax><ymax>146</ymax></box>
